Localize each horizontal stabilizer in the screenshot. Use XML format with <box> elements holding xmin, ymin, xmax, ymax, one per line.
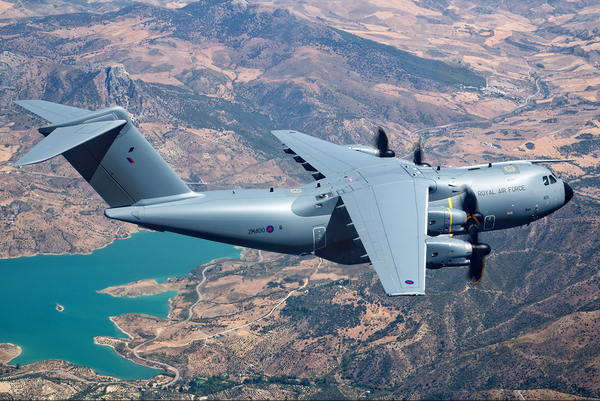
<box><xmin>14</xmin><ymin>120</ymin><xmax>126</xmax><ymax>166</ymax></box>
<box><xmin>14</xmin><ymin>100</ymin><xmax>91</xmax><ymax>124</ymax></box>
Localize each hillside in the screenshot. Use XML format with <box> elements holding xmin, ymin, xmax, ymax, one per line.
<box><xmin>0</xmin><ymin>0</ymin><xmax>600</xmax><ymax>399</ymax></box>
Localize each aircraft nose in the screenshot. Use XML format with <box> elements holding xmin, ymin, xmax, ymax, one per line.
<box><xmin>564</xmin><ymin>182</ymin><xmax>573</xmax><ymax>205</ymax></box>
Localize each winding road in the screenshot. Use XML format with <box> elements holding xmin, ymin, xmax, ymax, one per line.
<box><xmin>131</xmin><ymin>257</ymin><xmax>323</xmax><ymax>388</ymax></box>
<box><xmin>411</xmin><ymin>63</ymin><xmax>579</xmax><ymax>158</ymax></box>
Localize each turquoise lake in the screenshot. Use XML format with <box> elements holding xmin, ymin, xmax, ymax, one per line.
<box><xmin>0</xmin><ymin>231</ymin><xmax>240</xmax><ymax>380</ymax></box>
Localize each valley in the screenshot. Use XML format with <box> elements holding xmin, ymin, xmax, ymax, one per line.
<box><xmin>0</xmin><ymin>0</ymin><xmax>600</xmax><ymax>399</ymax></box>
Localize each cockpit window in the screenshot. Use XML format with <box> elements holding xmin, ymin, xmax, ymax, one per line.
<box><xmin>542</xmin><ymin>176</ymin><xmax>549</xmax><ymax>186</ymax></box>
<box><xmin>549</xmin><ymin>175</ymin><xmax>557</xmax><ymax>184</ymax></box>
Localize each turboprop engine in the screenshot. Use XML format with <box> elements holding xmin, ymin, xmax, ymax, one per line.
<box><xmin>425</xmin><ymin>237</ymin><xmax>490</xmax><ymax>270</ymax></box>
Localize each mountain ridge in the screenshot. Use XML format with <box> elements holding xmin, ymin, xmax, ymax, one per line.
<box><xmin>1</xmin><ymin>0</ymin><xmax>600</xmax><ymax>399</ymax></box>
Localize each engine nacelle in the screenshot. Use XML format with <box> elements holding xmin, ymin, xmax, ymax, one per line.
<box><xmin>426</xmin><ymin>237</ymin><xmax>472</xmax><ymax>269</ymax></box>
<box><xmin>345</xmin><ymin>144</ymin><xmax>395</xmax><ymax>158</ymax></box>
<box><xmin>427</xmin><ymin>207</ymin><xmax>467</xmax><ymax>236</ymax></box>
<box><xmin>346</xmin><ymin>144</ymin><xmax>379</xmax><ymax>156</ymax></box>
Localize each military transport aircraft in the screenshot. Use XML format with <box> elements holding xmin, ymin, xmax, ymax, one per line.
<box><xmin>13</xmin><ymin>100</ymin><xmax>573</xmax><ymax>296</ymax></box>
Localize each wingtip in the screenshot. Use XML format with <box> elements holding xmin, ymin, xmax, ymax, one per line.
<box><xmin>387</xmin><ymin>291</ymin><xmax>426</xmax><ymax>297</ymax></box>
<box><xmin>13</xmin><ymin>155</ymin><xmax>42</xmax><ymax>167</ymax></box>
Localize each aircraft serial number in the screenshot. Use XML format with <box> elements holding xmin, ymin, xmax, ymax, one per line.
<box><xmin>248</xmin><ymin>228</ymin><xmax>266</xmax><ymax>235</ymax></box>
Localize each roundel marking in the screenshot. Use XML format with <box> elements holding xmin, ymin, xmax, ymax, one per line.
<box><xmin>405</xmin><ymin>280</ymin><xmax>414</xmax><ymax>285</ymax></box>
<box><xmin>266</xmin><ymin>225</ymin><xmax>274</xmax><ymax>233</ymax></box>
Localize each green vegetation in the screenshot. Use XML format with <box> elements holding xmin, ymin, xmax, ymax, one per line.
<box><xmin>472</xmin><ymin>7</ymin><xmax>494</xmax><ymax>14</ymax></box>
<box><xmin>144</xmin><ymin>351</ymin><xmax>187</xmax><ymax>366</ymax></box>
<box><xmin>505</xmin><ymin>37</ymin><xmax>539</xmax><ymax>52</ymax></box>
<box><xmin>560</xmin><ymin>133</ymin><xmax>599</xmax><ymax>155</ymax></box>
<box><xmin>331</xmin><ymin>28</ymin><xmax>486</xmax><ymax>87</ymax></box>
<box><xmin>366</xmin><ymin>313</ymin><xmax>405</xmax><ymax>343</ymax></box>
<box><xmin>282</xmin><ymin>292</ymin><xmax>366</xmax><ymax>338</ymax></box>
<box><xmin>144</xmin><ymin>82</ymin><xmax>280</xmax><ymax>157</ymax></box>
<box><xmin>187</xmin><ymin>374</ymin><xmax>236</xmax><ymax>396</ymax></box>
<box><xmin>246</xmin><ymin>373</ymin><xmax>311</xmax><ymax>386</ymax></box>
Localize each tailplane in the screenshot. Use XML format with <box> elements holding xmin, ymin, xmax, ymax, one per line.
<box><xmin>14</xmin><ymin>100</ymin><xmax>193</xmax><ymax>207</ymax></box>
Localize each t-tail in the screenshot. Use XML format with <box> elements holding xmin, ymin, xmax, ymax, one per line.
<box><xmin>13</xmin><ymin>100</ymin><xmax>193</xmax><ymax>207</ymax></box>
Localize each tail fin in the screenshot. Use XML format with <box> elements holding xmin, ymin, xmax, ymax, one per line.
<box><xmin>14</xmin><ymin>100</ymin><xmax>193</xmax><ymax>207</ymax></box>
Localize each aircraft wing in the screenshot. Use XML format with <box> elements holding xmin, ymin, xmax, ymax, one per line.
<box><xmin>341</xmin><ymin>174</ymin><xmax>429</xmax><ymax>296</ymax></box>
<box><xmin>272</xmin><ymin>130</ymin><xmax>389</xmax><ymax>178</ymax></box>
<box><xmin>273</xmin><ymin>130</ymin><xmax>429</xmax><ymax>296</ymax></box>
<box><xmin>14</xmin><ymin>100</ymin><xmax>91</xmax><ymax>124</ymax></box>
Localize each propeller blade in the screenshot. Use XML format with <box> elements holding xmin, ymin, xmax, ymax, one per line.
<box><xmin>462</xmin><ymin>187</ymin><xmax>478</xmax><ymax>215</ymax></box>
<box><xmin>461</xmin><ymin>188</ymin><xmax>491</xmax><ymax>285</ymax></box>
<box><xmin>374</xmin><ymin>127</ymin><xmax>395</xmax><ymax>158</ymax></box>
<box><xmin>468</xmin><ymin>243</ymin><xmax>491</xmax><ymax>285</ymax></box>
<box><xmin>413</xmin><ymin>140</ymin><xmax>423</xmax><ymax>165</ymax></box>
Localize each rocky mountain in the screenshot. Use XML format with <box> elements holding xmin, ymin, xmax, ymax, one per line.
<box><xmin>1</xmin><ymin>0</ymin><xmax>600</xmax><ymax>399</ymax></box>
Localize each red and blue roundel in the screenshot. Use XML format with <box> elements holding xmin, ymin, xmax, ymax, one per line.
<box><xmin>405</xmin><ymin>280</ymin><xmax>414</xmax><ymax>285</ymax></box>
<box><xmin>266</xmin><ymin>225</ymin><xmax>274</xmax><ymax>233</ymax></box>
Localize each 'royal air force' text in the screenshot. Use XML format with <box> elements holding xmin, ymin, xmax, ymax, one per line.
<box><xmin>478</xmin><ymin>185</ymin><xmax>526</xmax><ymax>197</ymax></box>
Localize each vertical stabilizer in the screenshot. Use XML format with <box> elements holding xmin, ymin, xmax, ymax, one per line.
<box><xmin>14</xmin><ymin>101</ymin><xmax>193</xmax><ymax>207</ymax></box>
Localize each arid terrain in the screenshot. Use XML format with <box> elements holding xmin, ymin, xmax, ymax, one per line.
<box><xmin>1</xmin><ymin>0</ymin><xmax>600</xmax><ymax>399</ymax></box>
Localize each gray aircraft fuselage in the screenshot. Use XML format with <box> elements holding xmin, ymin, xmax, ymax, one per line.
<box><xmin>106</xmin><ymin>159</ymin><xmax>572</xmax><ymax>265</ymax></box>
<box><xmin>13</xmin><ymin>101</ymin><xmax>573</xmax><ymax>292</ymax></box>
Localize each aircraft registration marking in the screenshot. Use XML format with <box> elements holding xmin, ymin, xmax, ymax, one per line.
<box><xmin>248</xmin><ymin>226</ymin><xmax>275</xmax><ymax>235</ymax></box>
<box><xmin>291</xmin><ymin>189</ymin><xmax>302</xmax><ymax>193</ymax></box>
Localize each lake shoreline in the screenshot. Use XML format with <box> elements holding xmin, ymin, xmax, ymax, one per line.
<box><xmin>0</xmin><ymin>231</ymin><xmax>241</xmax><ymax>380</ymax></box>
<box><xmin>0</xmin><ymin>343</ymin><xmax>21</xmax><ymax>365</ymax></box>
<box><xmin>0</xmin><ymin>228</ymin><xmax>143</xmax><ymax>261</ymax></box>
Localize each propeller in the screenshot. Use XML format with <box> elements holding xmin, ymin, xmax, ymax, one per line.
<box><xmin>462</xmin><ymin>187</ymin><xmax>491</xmax><ymax>285</ymax></box>
<box><xmin>413</xmin><ymin>140</ymin><xmax>423</xmax><ymax>165</ymax></box>
<box><xmin>411</xmin><ymin>139</ymin><xmax>431</xmax><ymax>166</ymax></box>
<box><xmin>374</xmin><ymin>127</ymin><xmax>395</xmax><ymax>158</ymax></box>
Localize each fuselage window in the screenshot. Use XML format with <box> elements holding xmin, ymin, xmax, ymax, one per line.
<box><xmin>549</xmin><ymin>175</ymin><xmax>557</xmax><ymax>184</ymax></box>
<box><xmin>542</xmin><ymin>176</ymin><xmax>549</xmax><ymax>186</ymax></box>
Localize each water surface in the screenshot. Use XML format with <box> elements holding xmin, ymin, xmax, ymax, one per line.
<box><xmin>0</xmin><ymin>231</ymin><xmax>240</xmax><ymax>379</ymax></box>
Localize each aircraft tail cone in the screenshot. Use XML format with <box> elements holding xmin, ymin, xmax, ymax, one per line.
<box><xmin>104</xmin><ymin>205</ymin><xmax>145</xmax><ymax>223</ymax></box>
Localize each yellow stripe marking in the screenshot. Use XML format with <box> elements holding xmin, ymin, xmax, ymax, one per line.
<box><xmin>448</xmin><ymin>198</ymin><xmax>453</xmax><ymax>237</ymax></box>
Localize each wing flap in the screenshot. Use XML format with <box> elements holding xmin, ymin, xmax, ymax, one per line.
<box><xmin>341</xmin><ymin>178</ymin><xmax>429</xmax><ymax>296</ymax></box>
<box><xmin>14</xmin><ymin>120</ymin><xmax>127</xmax><ymax>166</ymax></box>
